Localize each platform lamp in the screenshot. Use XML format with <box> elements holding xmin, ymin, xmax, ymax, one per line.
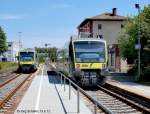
<box><xmin>18</xmin><ymin>32</ymin><xmax>22</xmax><ymax>52</ymax></box>
<box><xmin>135</xmin><ymin>4</ymin><xmax>141</xmax><ymax>81</ymax></box>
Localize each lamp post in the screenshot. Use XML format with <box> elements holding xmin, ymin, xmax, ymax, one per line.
<box><xmin>18</xmin><ymin>32</ymin><xmax>22</xmax><ymax>52</ymax></box>
<box><xmin>45</xmin><ymin>43</ymin><xmax>51</xmax><ymax>57</ymax></box>
<box><xmin>135</xmin><ymin>4</ymin><xmax>141</xmax><ymax>81</ymax></box>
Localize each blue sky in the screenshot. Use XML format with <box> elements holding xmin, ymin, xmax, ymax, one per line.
<box><xmin>0</xmin><ymin>0</ymin><xmax>149</xmax><ymax>48</ymax></box>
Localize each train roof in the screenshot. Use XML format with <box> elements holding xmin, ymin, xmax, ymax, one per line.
<box><xmin>71</xmin><ymin>38</ymin><xmax>106</xmax><ymax>43</ymax></box>
<box><xmin>19</xmin><ymin>48</ymin><xmax>35</xmax><ymax>53</ymax></box>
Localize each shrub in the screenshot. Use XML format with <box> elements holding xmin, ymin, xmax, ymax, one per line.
<box><xmin>0</xmin><ymin>62</ymin><xmax>17</xmax><ymax>70</ymax></box>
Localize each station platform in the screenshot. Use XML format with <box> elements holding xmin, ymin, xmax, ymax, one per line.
<box><xmin>106</xmin><ymin>75</ymin><xmax>150</xmax><ymax>100</ymax></box>
<box><xmin>15</xmin><ymin>65</ymin><xmax>92</xmax><ymax>114</ymax></box>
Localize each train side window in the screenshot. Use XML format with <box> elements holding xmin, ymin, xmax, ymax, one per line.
<box><xmin>98</xmin><ymin>24</ymin><xmax>102</xmax><ymax>30</ymax></box>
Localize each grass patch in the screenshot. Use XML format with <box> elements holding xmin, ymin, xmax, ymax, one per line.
<box><xmin>0</xmin><ymin>62</ymin><xmax>18</xmax><ymax>70</ymax></box>
<box><xmin>38</xmin><ymin>56</ymin><xmax>45</xmax><ymax>63</ymax></box>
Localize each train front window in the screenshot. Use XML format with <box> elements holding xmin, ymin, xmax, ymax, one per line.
<box><xmin>20</xmin><ymin>52</ymin><xmax>34</xmax><ymax>61</ymax></box>
<box><xmin>74</xmin><ymin>41</ymin><xmax>105</xmax><ymax>63</ymax></box>
<box><xmin>20</xmin><ymin>56</ymin><xmax>33</xmax><ymax>61</ymax></box>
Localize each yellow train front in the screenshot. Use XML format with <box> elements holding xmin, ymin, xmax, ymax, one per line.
<box><xmin>69</xmin><ymin>38</ymin><xmax>108</xmax><ymax>86</ymax></box>
<box><xmin>18</xmin><ymin>49</ymin><xmax>37</xmax><ymax>73</ymax></box>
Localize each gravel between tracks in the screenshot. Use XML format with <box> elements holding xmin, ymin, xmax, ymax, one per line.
<box><xmin>0</xmin><ymin>72</ymin><xmax>19</xmax><ymax>86</ymax></box>
<box><xmin>86</xmin><ymin>89</ymin><xmax>143</xmax><ymax>114</ymax></box>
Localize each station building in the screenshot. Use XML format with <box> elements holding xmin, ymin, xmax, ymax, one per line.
<box><xmin>77</xmin><ymin>8</ymin><xmax>127</xmax><ymax>72</ymax></box>
<box><xmin>0</xmin><ymin>41</ymin><xmax>22</xmax><ymax>62</ymax></box>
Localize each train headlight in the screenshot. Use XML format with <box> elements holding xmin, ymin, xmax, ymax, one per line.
<box><xmin>76</xmin><ymin>64</ymin><xmax>80</xmax><ymax>69</ymax></box>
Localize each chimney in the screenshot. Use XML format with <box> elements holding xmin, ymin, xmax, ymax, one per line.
<box><xmin>112</xmin><ymin>8</ymin><xmax>117</xmax><ymax>16</ymax></box>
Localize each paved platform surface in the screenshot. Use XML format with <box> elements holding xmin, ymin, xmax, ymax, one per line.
<box><xmin>15</xmin><ymin>65</ymin><xmax>92</xmax><ymax>114</ymax></box>
<box><xmin>107</xmin><ymin>75</ymin><xmax>150</xmax><ymax>100</ymax></box>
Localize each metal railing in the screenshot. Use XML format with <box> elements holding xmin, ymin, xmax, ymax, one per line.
<box><xmin>56</xmin><ymin>71</ymin><xmax>113</xmax><ymax>114</ymax></box>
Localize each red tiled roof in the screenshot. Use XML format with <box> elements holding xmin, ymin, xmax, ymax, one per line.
<box><xmin>78</xmin><ymin>12</ymin><xmax>127</xmax><ymax>28</ymax></box>
<box><xmin>89</xmin><ymin>12</ymin><xmax>127</xmax><ymax>20</ymax></box>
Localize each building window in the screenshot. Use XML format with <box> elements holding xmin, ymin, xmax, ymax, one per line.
<box><xmin>121</xmin><ymin>24</ymin><xmax>124</xmax><ymax>28</ymax></box>
<box><xmin>98</xmin><ymin>24</ymin><xmax>102</xmax><ymax>30</ymax></box>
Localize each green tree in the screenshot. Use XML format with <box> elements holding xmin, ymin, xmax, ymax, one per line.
<box><xmin>119</xmin><ymin>5</ymin><xmax>150</xmax><ymax>81</ymax></box>
<box><xmin>35</xmin><ymin>47</ymin><xmax>57</xmax><ymax>62</ymax></box>
<box><xmin>48</xmin><ymin>47</ymin><xmax>57</xmax><ymax>62</ymax></box>
<box><xmin>119</xmin><ymin>18</ymin><xmax>138</xmax><ymax>64</ymax></box>
<box><xmin>0</xmin><ymin>26</ymin><xmax>7</xmax><ymax>56</ymax></box>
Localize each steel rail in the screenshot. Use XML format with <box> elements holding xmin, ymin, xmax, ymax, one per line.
<box><xmin>98</xmin><ymin>84</ymin><xmax>150</xmax><ymax>113</ymax></box>
<box><xmin>0</xmin><ymin>74</ymin><xmax>21</xmax><ymax>88</ymax></box>
<box><xmin>105</xmin><ymin>82</ymin><xmax>150</xmax><ymax>104</ymax></box>
<box><xmin>0</xmin><ymin>73</ymin><xmax>32</xmax><ymax>109</ymax></box>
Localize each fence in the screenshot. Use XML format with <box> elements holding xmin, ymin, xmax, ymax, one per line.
<box><xmin>56</xmin><ymin>71</ymin><xmax>113</xmax><ymax>114</ymax></box>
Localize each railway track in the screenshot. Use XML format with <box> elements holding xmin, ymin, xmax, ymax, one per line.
<box><xmin>55</xmin><ymin>70</ymin><xmax>150</xmax><ymax>114</ymax></box>
<box><xmin>0</xmin><ymin>70</ymin><xmax>13</xmax><ymax>76</ymax></box>
<box><xmin>0</xmin><ymin>73</ymin><xmax>21</xmax><ymax>88</ymax></box>
<box><xmin>55</xmin><ymin>72</ymin><xmax>146</xmax><ymax>114</ymax></box>
<box><xmin>0</xmin><ymin>73</ymin><xmax>33</xmax><ymax>112</ymax></box>
<box><xmin>0</xmin><ymin>71</ymin><xmax>20</xmax><ymax>85</ymax></box>
<box><xmin>103</xmin><ymin>83</ymin><xmax>150</xmax><ymax>112</ymax></box>
<box><xmin>83</xmin><ymin>85</ymin><xmax>150</xmax><ymax>114</ymax></box>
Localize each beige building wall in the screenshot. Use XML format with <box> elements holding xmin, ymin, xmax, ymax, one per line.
<box><xmin>92</xmin><ymin>21</ymin><xmax>124</xmax><ymax>44</ymax></box>
<box><xmin>92</xmin><ymin>20</ymin><xmax>127</xmax><ymax>72</ymax></box>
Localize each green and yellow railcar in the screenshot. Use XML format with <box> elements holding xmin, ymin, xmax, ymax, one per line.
<box><xmin>57</xmin><ymin>37</ymin><xmax>108</xmax><ymax>86</ymax></box>
<box><xmin>18</xmin><ymin>48</ymin><xmax>38</xmax><ymax>73</ymax></box>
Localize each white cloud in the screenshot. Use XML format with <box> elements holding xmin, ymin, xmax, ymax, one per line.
<box><xmin>0</xmin><ymin>14</ymin><xmax>23</xmax><ymax>20</ymax></box>
<box><xmin>52</xmin><ymin>3</ymin><xmax>72</xmax><ymax>9</ymax></box>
